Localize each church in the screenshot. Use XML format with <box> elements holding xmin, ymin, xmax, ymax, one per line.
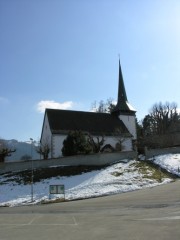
<box><xmin>40</xmin><ymin>61</ymin><xmax>137</xmax><ymax>158</ymax></box>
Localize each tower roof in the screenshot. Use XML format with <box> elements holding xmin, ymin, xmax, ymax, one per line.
<box><xmin>118</xmin><ymin>59</ymin><xmax>128</xmax><ymax>102</ymax></box>
<box><xmin>112</xmin><ymin>60</ymin><xmax>136</xmax><ymax>115</ymax></box>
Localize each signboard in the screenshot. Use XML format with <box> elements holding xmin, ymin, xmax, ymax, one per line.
<box><xmin>49</xmin><ymin>185</ymin><xmax>65</xmax><ymax>194</ymax></box>
<box><xmin>49</xmin><ymin>184</ymin><xmax>65</xmax><ymax>201</ymax></box>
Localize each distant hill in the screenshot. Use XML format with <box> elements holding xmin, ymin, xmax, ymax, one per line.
<box><xmin>4</xmin><ymin>139</ymin><xmax>40</xmax><ymax>162</ymax></box>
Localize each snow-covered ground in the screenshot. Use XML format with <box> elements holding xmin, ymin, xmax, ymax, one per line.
<box><xmin>0</xmin><ymin>154</ymin><xmax>180</xmax><ymax>207</ymax></box>
<box><xmin>150</xmin><ymin>154</ymin><xmax>180</xmax><ymax>176</ymax></box>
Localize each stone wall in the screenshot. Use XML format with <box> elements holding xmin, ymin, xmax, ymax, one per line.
<box><xmin>145</xmin><ymin>146</ymin><xmax>180</xmax><ymax>159</ymax></box>
<box><xmin>0</xmin><ymin>151</ymin><xmax>137</xmax><ymax>174</ymax></box>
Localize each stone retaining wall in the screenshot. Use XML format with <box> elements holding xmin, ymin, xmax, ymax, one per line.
<box><xmin>0</xmin><ymin>151</ymin><xmax>137</xmax><ymax>174</ymax></box>
<box><xmin>145</xmin><ymin>147</ymin><xmax>180</xmax><ymax>159</ymax></box>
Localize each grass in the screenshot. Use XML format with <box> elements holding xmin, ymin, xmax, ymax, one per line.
<box><xmin>111</xmin><ymin>161</ymin><xmax>176</xmax><ymax>183</ymax></box>
<box><xmin>111</xmin><ymin>171</ymin><xmax>123</xmax><ymax>177</ymax></box>
<box><xmin>133</xmin><ymin>161</ymin><xmax>165</xmax><ymax>182</ymax></box>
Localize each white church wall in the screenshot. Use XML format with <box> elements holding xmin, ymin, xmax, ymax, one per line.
<box><xmin>119</xmin><ymin>115</ymin><xmax>137</xmax><ymax>139</ymax></box>
<box><xmin>41</xmin><ymin>114</ymin><xmax>52</xmax><ymax>151</ymax></box>
<box><xmin>123</xmin><ymin>138</ymin><xmax>133</xmax><ymax>151</ymax></box>
<box><xmin>104</xmin><ymin>136</ymin><xmax>132</xmax><ymax>151</ymax></box>
<box><xmin>52</xmin><ymin>134</ymin><xmax>67</xmax><ymax>158</ymax></box>
<box><xmin>50</xmin><ymin>134</ymin><xmax>133</xmax><ymax>158</ymax></box>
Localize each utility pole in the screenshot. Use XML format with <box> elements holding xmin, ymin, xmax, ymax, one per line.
<box><xmin>30</xmin><ymin>138</ymin><xmax>34</xmax><ymax>202</ymax></box>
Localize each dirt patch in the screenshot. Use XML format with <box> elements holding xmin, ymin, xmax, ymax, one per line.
<box><xmin>0</xmin><ymin>165</ymin><xmax>106</xmax><ymax>185</ymax></box>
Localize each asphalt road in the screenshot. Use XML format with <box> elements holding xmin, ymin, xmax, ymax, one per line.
<box><xmin>0</xmin><ymin>180</ymin><xmax>180</xmax><ymax>240</ymax></box>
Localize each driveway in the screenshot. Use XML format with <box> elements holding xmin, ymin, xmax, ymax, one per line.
<box><xmin>0</xmin><ymin>180</ymin><xmax>180</xmax><ymax>240</ymax></box>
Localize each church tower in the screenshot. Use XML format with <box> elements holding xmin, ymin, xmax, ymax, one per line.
<box><xmin>112</xmin><ymin>60</ymin><xmax>137</xmax><ymax>139</ymax></box>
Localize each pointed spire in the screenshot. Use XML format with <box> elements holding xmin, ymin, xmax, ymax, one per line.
<box><xmin>118</xmin><ymin>59</ymin><xmax>128</xmax><ymax>102</ymax></box>
<box><xmin>112</xmin><ymin>59</ymin><xmax>136</xmax><ymax>115</ymax></box>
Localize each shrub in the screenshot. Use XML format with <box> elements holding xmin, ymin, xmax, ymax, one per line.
<box><xmin>62</xmin><ymin>131</ymin><xmax>92</xmax><ymax>156</ymax></box>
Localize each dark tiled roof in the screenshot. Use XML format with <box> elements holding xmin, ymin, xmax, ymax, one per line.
<box><xmin>46</xmin><ymin>109</ymin><xmax>131</xmax><ymax>136</ymax></box>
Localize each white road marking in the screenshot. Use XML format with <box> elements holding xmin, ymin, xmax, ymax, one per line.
<box><xmin>27</xmin><ymin>215</ymin><xmax>41</xmax><ymax>225</ymax></box>
<box><xmin>73</xmin><ymin>216</ymin><xmax>78</xmax><ymax>225</ymax></box>
<box><xmin>0</xmin><ymin>215</ymin><xmax>78</xmax><ymax>226</ymax></box>
<box><xmin>138</xmin><ymin>216</ymin><xmax>180</xmax><ymax>221</ymax></box>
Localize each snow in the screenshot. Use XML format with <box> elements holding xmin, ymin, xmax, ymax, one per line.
<box><xmin>150</xmin><ymin>154</ymin><xmax>180</xmax><ymax>177</ymax></box>
<box><xmin>0</xmin><ymin>154</ymin><xmax>180</xmax><ymax>207</ymax></box>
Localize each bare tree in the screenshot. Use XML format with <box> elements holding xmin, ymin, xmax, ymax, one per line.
<box><xmin>0</xmin><ymin>139</ymin><xmax>16</xmax><ymax>162</ymax></box>
<box><xmin>113</xmin><ymin>128</ymin><xmax>126</xmax><ymax>151</ymax></box>
<box><xmin>91</xmin><ymin>98</ymin><xmax>116</xmax><ymax>113</ymax></box>
<box><xmin>144</xmin><ymin>102</ymin><xmax>179</xmax><ymax>135</ymax></box>
<box><xmin>36</xmin><ymin>142</ymin><xmax>51</xmax><ymax>159</ymax></box>
<box><xmin>88</xmin><ymin>134</ymin><xmax>105</xmax><ymax>153</ymax></box>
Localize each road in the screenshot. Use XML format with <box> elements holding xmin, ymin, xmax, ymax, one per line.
<box><xmin>0</xmin><ymin>180</ymin><xmax>180</xmax><ymax>240</ymax></box>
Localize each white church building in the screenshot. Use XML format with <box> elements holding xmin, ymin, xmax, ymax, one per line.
<box><xmin>40</xmin><ymin>61</ymin><xmax>137</xmax><ymax>158</ymax></box>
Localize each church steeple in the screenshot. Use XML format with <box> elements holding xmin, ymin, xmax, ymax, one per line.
<box><xmin>118</xmin><ymin>59</ymin><xmax>128</xmax><ymax>102</ymax></box>
<box><xmin>112</xmin><ymin>59</ymin><xmax>136</xmax><ymax>115</ymax></box>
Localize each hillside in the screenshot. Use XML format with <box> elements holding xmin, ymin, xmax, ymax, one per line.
<box><xmin>3</xmin><ymin>139</ymin><xmax>40</xmax><ymax>162</ymax></box>
<box><xmin>0</xmin><ymin>154</ymin><xmax>180</xmax><ymax>207</ymax></box>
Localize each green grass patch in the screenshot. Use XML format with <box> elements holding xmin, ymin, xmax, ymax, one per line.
<box><xmin>111</xmin><ymin>171</ymin><xmax>123</xmax><ymax>177</ymax></box>
<box><xmin>132</xmin><ymin>161</ymin><xmax>173</xmax><ymax>182</ymax></box>
<box><xmin>111</xmin><ymin>161</ymin><xmax>175</xmax><ymax>183</ymax></box>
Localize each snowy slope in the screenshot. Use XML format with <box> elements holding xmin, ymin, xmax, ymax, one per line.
<box><xmin>1</xmin><ymin>154</ymin><xmax>180</xmax><ymax>207</ymax></box>
<box><xmin>150</xmin><ymin>154</ymin><xmax>180</xmax><ymax>176</ymax></box>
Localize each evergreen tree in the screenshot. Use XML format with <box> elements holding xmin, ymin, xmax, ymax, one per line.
<box><xmin>62</xmin><ymin>131</ymin><xmax>92</xmax><ymax>156</ymax></box>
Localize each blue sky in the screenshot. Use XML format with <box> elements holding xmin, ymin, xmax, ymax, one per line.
<box><xmin>0</xmin><ymin>0</ymin><xmax>180</xmax><ymax>142</ymax></box>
